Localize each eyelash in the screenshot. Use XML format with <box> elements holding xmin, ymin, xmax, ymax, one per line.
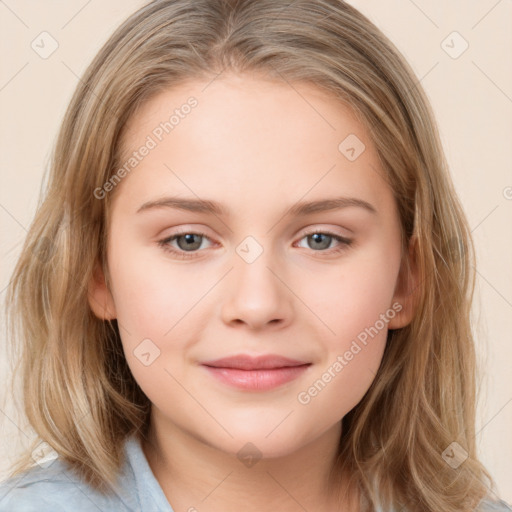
<box><xmin>157</xmin><ymin>228</ymin><xmax>353</xmax><ymax>260</ymax></box>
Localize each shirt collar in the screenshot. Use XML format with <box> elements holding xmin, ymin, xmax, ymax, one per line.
<box><xmin>122</xmin><ymin>433</ymin><xmax>175</xmax><ymax>511</ymax></box>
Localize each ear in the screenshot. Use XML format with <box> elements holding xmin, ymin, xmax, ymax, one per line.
<box><xmin>88</xmin><ymin>258</ymin><xmax>117</xmax><ymax>320</ymax></box>
<box><xmin>388</xmin><ymin>235</ymin><xmax>420</xmax><ymax>330</ymax></box>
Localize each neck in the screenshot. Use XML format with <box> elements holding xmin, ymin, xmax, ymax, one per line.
<box><xmin>141</xmin><ymin>409</ymin><xmax>354</xmax><ymax>512</ymax></box>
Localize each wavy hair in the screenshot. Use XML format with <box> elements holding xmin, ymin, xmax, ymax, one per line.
<box><xmin>5</xmin><ymin>0</ymin><xmax>494</xmax><ymax>510</ymax></box>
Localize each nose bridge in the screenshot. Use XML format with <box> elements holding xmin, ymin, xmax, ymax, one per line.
<box><xmin>219</xmin><ymin>234</ymin><xmax>292</xmax><ymax>329</ymax></box>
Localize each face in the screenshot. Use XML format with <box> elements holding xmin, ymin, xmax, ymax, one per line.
<box><xmin>90</xmin><ymin>73</ymin><xmax>415</xmax><ymax>459</ymax></box>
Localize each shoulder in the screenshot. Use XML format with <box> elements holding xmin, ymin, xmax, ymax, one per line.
<box><xmin>0</xmin><ymin>457</ymin><xmax>135</xmax><ymax>512</ymax></box>
<box><xmin>0</xmin><ymin>458</ymin><xmax>86</xmax><ymax>511</ymax></box>
<box><xmin>478</xmin><ymin>498</ymin><xmax>512</xmax><ymax>512</ymax></box>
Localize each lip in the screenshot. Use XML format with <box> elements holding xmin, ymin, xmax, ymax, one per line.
<box><xmin>200</xmin><ymin>354</ymin><xmax>311</xmax><ymax>391</ymax></box>
<box><xmin>201</xmin><ymin>354</ymin><xmax>309</xmax><ymax>370</ymax></box>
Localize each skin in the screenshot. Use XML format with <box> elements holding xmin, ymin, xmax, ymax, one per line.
<box><xmin>89</xmin><ymin>72</ymin><xmax>418</xmax><ymax>512</ymax></box>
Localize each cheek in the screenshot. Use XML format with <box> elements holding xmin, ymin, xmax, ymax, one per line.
<box><xmin>108</xmin><ymin>258</ymin><xmax>198</xmax><ymax>404</ymax></box>
<box><xmin>291</xmin><ymin>244</ymin><xmax>400</xmax><ymax>407</ymax></box>
<box><xmin>293</xmin><ymin>272</ymin><xmax>395</xmax><ymax>422</ymax></box>
<box><xmin>108</xmin><ymin>232</ymin><xmax>202</xmax><ymax>337</ymax></box>
<box><xmin>297</xmin><ymin>243</ymin><xmax>401</xmax><ymax>346</ymax></box>
<box><xmin>295</xmin><ymin>341</ymin><xmax>386</xmax><ymax>432</ymax></box>
<box><xmin>106</xmin><ymin>237</ymin><xmax>204</xmax><ymax>387</ymax></box>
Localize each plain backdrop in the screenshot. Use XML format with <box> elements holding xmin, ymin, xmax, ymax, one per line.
<box><xmin>1</xmin><ymin>0</ymin><xmax>511</xmax><ymax>503</ymax></box>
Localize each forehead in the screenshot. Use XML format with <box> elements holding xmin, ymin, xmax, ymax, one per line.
<box><xmin>113</xmin><ymin>73</ymin><xmax>392</xmax><ymax>218</ymax></box>
<box><xmin>120</xmin><ymin>73</ymin><xmax>369</xmax><ymax>162</ymax></box>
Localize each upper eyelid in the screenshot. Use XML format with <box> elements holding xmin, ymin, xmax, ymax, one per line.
<box><xmin>161</xmin><ymin>227</ymin><xmax>351</xmax><ymax>249</ymax></box>
<box><xmin>300</xmin><ymin>227</ymin><xmax>350</xmax><ymax>238</ymax></box>
<box><xmin>162</xmin><ymin>226</ymin><xmax>351</xmax><ymax>240</ymax></box>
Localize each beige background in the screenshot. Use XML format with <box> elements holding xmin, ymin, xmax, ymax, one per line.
<box><xmin>1</xmin><ymin>0</ymin><xmax>511</xmax><ymax>502</ymax></box>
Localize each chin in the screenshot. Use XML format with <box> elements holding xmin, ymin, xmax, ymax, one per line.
<box><xmin>200</xmin><ymin>423</ymin><xmax>313</xmax><ymax>461</ymax></box>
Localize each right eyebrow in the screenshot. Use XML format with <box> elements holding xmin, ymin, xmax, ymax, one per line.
<box><xmin>136</xmin><ymin>197</ymin><xmax>227</xmax><ymax>216</ymax></box>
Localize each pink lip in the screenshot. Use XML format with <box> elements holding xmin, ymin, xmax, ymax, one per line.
<box><xmin>201</xmin><ymin>354</ymin><xmax>311</xmax><ymax>391</ymax></box>
<box><xmin>202</xmin><ymin>354</ymin><xmax>309</xmax><ymax>370</ymax></box>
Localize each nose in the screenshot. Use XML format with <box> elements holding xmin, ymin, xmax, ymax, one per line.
<box><xmin>220</xmin><ymin>245</ymin><xmax>293</xmax><ymax>331</ymax></box>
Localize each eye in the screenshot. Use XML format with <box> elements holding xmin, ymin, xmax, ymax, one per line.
<box><xmin>158</xmin><ymin>228</ymin><xmax>353</xmax><ymax>260</ymax></box>
<box><xmin>158</xmin><ymin>230</ymin><xmax>215</xmax><ymax>259</ymax></box>
<box><xmin>295</xmin><ymin>230</ymin><xmax>353</xmax><ymax>254</ymax></box>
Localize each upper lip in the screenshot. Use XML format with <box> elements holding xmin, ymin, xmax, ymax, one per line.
<box><xmin>201</xmin><ymin>354</ymin><xmax>310</xmax><ymax>370</ymax></box>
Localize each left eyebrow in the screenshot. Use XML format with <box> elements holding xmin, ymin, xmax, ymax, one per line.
<box><xmin>136</xmin><ymin>195</ymin><xmax>378</xmax><ymax>217</ymax></box>
<box><xmin>288</xmin><ymin>197</ymin><xmax>377</xmax><ymax>216</ymax></box>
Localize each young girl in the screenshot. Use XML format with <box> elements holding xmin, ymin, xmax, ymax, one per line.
<box><xmin>1</xmin><ymin>0</ymin><xmax>510</xmax><ymax>511</ymax></box>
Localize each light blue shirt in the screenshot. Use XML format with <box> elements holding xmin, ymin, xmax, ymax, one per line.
<box><xmin>0</xmin><ymin>434</ymin><xmax>510</xmax><ymax>511</ymax></box>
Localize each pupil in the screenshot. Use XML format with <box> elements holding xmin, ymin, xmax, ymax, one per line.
<box><xmin>310</xmin><ymin>233</ymin><xmax>330</xmax><ymax>250</ymax></box>
<box><xmin>179</xmin><ymin>234</ymin><xmax>201</xmax><ymax>251</ymax></box>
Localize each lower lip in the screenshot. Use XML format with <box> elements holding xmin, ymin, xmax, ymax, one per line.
<box><xmin>201</xmin><ymin>364</ymin><xmax>310</xmax><ymax>391</ymax></box>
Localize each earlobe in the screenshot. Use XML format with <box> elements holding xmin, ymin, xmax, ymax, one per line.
<box><xmin>388</xmin><ymin>236</ymin><xmax>420</xmax><ymax>330</ymax></box>
<box><xmin>88</xmin><ymin>259</ymin><xmax>117</xmax><ymax>320</ymax></box>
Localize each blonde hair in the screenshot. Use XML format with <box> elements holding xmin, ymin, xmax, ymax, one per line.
<box><xmin>5</xmin><ymin>0</ymin><xmax>495</xmax><ymax>510</ymax></box>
